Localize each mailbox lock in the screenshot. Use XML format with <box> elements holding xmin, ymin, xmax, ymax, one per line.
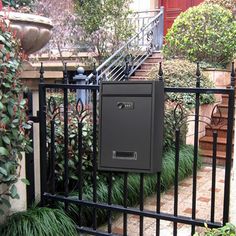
<box><xmin>117</xmin><ymin>102</ymin><xmax>125</xmax><ymax>109</ymax></box>
<box><xmin>117</xmin><ymin>102</ymin><xmax>134</xmax><ymax>110</ymax></box>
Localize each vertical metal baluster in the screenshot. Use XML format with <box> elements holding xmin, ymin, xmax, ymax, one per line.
<box><xmin>63</xmin><ymin>63</ymin><xmax>69</xmax><ymax>211</ymax></box>
<box><xmin>158</xmin><ymin>62</ymin><xmax>163</xmax><ymax>82</ymax></box>
<box><xmin>156</xmin><ymin>61</ymin><xmax>163</xmax><ymax>236</ymax></box>
<box><xmin>173</xmin><ymin>129</ymin><xmax>180</xmax><ymax>236</ymax></box>
<box><xmin>231</xmin><ymin>61</ymin><xmax>235</xmax><ymax>87</ymax></box>
<box><xmin>211</xmin><ymin>131</ymin><xmax>218</xmax><ymax>222</ymax></box>
<box><xmin>50</xmin><ymin>120</ymin><xmax>56</xmax><ymax>195</ymax></box>
<box><xmin>123</xmin><ymin>173</ymin><xmax>128</xmax><ymax>236</ymax></box>
<box><xmin>92</xmin><ymin>89</ymin><xmax>98</xmax><ymax>230</ymax></box>
<box><xmin>39</xmin><ymin>62</ymin><xmax>47</xmax><ymax>206</ymax></box>
<box><xmin>25</xmin><ymin>92</ymin><xmax>35</xmax><ymax>207</ymax></box>
<box><xmin>156</xmin><ymin>172</ymin><xmax>161</xmax><ymax>236</ymax></box>
<box><xmin>142</xmin><ymin>17</ymin><xmax>145</xmax><ymax>46</ymax></box>
<box><xmin>78</xmin><ymin>122</ymin><xmax>83</xmax><ymax>227</ymax></box>
<box><xmin>140</xmin><ymin>173</ymin><xmax>144</xmax><ymax>236</ymax></box>
<box><xmin>191</xmin><ymin>63</ymin><xmax>201</xmax><ymax>235</ymax></box>
<box><xmin>107</xmin><ymin>173</ymin><xmax>113</xmax><ymax>233</ymax></box>
<box><xmin>223</xmin><ymin>62</ymin><xmax>235</xmax><ymax>223</ymax></box>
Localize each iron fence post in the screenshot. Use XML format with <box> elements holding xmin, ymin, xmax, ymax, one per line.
<box><xmin>223</xmin><ymin>62</ymin><xmax>235</xmax><ymax>223</ymax></box>
<box><xmin>39</xmin><ymin>62</ymin><xmax>47</xmax><ymax>206</ymax></box>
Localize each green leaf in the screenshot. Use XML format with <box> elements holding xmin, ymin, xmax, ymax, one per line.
<box><xmin>1</xmin><ymin>116</ymin><xmax>10</xmax><ymax>125</ymax></box>
<box><xmin>21</xmin><ymin>178</ymin><xmax>30</xmax><ymax>185</ymax></box>
<box><xmin>2</xmin><ymin>136</ymin><xmax>11</xmax><ymax>145</ymax></box>
<box><xmin>0</xmin><ymin>102</ymin><xmax>4</xmax><ymax>111</ymax></box>
<box><xmin>1</xmin><ymin>198</ymin><xmax>11</xmax><ymax>208</ymax></box>
<box><xmin>0</xmin><ymin>167</ymin><xmax>8</xmax><ymax>176</ymax></box>
<box><xmin>0</xmin><ymin>147</ymin><xmax>9</xmax><ymax>156</ymax></box>
<box><xmin>10</xmin><ymin>185</ymin><xmax>18</xmax><ymax>198</ymax></box>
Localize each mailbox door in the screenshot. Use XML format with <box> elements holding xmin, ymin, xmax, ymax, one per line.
<box><xmin>100</xmin><ymin>96</ymin><xmax>152</xmax><ymax>171</ymax></box>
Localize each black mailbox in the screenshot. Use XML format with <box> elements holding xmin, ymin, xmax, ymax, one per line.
<box><xmin>98</xmin><ymin>80</ymin><xmax>164</xmax><ymax>173</ymax></box>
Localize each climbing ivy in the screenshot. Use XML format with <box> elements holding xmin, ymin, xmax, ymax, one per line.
<box><xmin>0</xmin><ymin>19</ymin><xmax>31</xmax><ymax>215</ymax></box>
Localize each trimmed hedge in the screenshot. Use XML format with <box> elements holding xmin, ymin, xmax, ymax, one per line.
<box><xmin>163</xmin><ymin>3</ymin><xmax>236</xmax><ymax>67</ymax></box>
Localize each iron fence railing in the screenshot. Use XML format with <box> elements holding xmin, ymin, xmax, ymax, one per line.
<box><xmin>34</xmin><ymin>62</ymin><xmax>235</xmax><ymax>236</ymax></box>
<box><xmin>87</xmin><ymin>7</ymin><xmax>164</xmax><ymax>84</ymax></box>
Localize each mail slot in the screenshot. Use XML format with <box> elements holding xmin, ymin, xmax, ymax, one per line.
<box><xmin>98</xmin><ymin>80</ymin><xmax>164</xmax><ymax>173</ymax></box>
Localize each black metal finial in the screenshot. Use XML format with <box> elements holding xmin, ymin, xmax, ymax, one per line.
<box><xmin>40</xmin><ymin>62</ymin><xmax>44</xmax><ymax>83</ymax></box>
<box><xmin>63</xmin><ymin>62</ymin><xmax>68</xmax><ymax>84</ymax></box>
<box><xmin>158</xmin><ymin>62</ymin><xmax>163</xmax><ymax>82</ymax></box>
<box><xmin>231</xmin><ymin>61</ymin><xmax>235</xmax><ymax>87</ymax></box>
<box><xmin>196</xmin><ymin>62</ymin><xmax>201</xmax><ymax>88</ymax></box>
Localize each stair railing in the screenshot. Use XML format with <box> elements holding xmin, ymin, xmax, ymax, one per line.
<box><xmin>87</xmin><ymin>7</ymin><xmax>164</xmax><ymax>84</ymax></box>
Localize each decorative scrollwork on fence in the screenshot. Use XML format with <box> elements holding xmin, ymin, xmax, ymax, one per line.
<box><xmin>146</xmin><ymin>30</ymin><xmax>154</xmax><ymax>54</ymax></box>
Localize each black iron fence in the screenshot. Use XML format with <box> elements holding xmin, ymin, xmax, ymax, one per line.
<box><xmin>35</xmin><ymin>63</ymin><xmax>235</xmax><ymax>236</ymax></box>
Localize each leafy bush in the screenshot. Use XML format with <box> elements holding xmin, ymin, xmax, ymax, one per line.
<box><xmin>194</xmin><ymin>223</ymin><xmax>236</xmax><ymax>235</ymax></box>
<box><xmin>45</xmin><ymin>92</ymin><xmax>95</xmax><ymax>194</ymax></box>
<box><xmin>148</xmin><ymin>59</ymin><xmax>215</xmax><ymax>108</ymax></box>
<box><xmin>0</xmin><ymin>207</ymin><xmax>78</xmax><ymax>236</ymax></box>
<box><xmin>75</xmin><ymin>0</ymin><xmax>133</xmax><ymax>63</ymax></box>
<box><xmin>0</xmin><ymin>18</ymin><xmax>31</xmax><ymax>214</ymax></box>
<box><xmin>149</xmin><ymin>59</ymin><xmax>214</xmax><ymax>150</ymax></box>
<box><xmin>163</xmin><ymin>4</ymin><xmax>236</xmax><ymax>67</ymax></box>
<box><xmin>204</xmin><ymin>0</ymin><xmax>236</xmax><ymax>11</ymax></box>
<box><xmin>2</xmin><ymin>0</ymin><xmax>34</xmax><ymax>10</ymax></box>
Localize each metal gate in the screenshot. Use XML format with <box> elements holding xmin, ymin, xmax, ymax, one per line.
<box><xmin>38</xmin><ymin>63</ymin><xmax>235</xmax><ymax>236</ymax></box>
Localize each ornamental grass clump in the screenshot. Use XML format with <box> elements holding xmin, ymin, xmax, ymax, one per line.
<box><xmin>0</xmin><ymin>18</ymin><xmax>31</xmax><ymax>214</ymax></box>
<box><xmin>0</xmin><ymin>207</ymin><xmax>78</xmax><ymax>236</ymax></box>
<box><xmin>164</xmin><ymin>3</ymin><xmax>236</xmax><ymax>67</ymax></box>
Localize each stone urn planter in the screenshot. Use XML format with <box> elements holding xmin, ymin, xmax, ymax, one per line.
<box><xmin>0</xmin><ymin>11</ymin><xmax>53</xmax><ymax>54</ymax></box>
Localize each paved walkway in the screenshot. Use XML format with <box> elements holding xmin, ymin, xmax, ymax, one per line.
<box><xmin>100</xmin><ymin>164</ymin><xmax>235</xmax><ymax>235</ymax></box>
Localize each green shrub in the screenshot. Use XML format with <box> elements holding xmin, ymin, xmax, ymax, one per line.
<box><xmin>46</xmin><ymin>93</ymin><xmax>95</xmax><ymax>191</ymax></box>
<box><xmin>0</xmin><ymin>16</ymin><xmax>31</xmax><ymax>214</ymax></box>
<box><xmin>149</xmin><ymin>59</ymin><xmax>214</xmax><ymax>150</ymax></box>
<box><xmin>163</xmin><ymin>4</ymin><xmax>236</xmax><ymax>67</ymax></box>
<box><xmin>0</xmin><ymin>207</ymin><xmax>78</xmax><ymax>236</ymax></box>
<box><xmin>194</xmin><ymin>223</ymin><xmax>236</xmax><ymax>235</ymax></box>
<box><xmin>204</xmin><ymin>0</ymin><xmax>236</xmax><ymax>11</ymax></box>
<box><xmin>148</xmin><ymin>59</ymin><xmax>215</xmax><ymax>108</ymax></box>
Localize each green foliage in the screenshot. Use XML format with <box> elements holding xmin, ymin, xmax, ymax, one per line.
<box><xmin>163</xmin><ymin>4</ymin><xmax>236</xmax><ymax>67</ymax></box>
<box><xmin>148</xmin><ymin>59</ymin><xmax>214</xmax><ymax>150</ymax></box>
<box><xmin>0</xmin><ymin>19</ymin><xmax>31</xmax><ymax>214</ymax></box>
<box><xmin>194</xmin><ymin>223</ymin><xmax>236</xmax><ymax>235</ymax></box>
<box><xmin>2</xmin><ymin>0</ymin><xmax>34</xmax><ymax>9</ymax></box>
<box><xmin>0</xmin><ymin>207</ymin><xmax>78</xmax><ymax>236</ymax></box>
<box><xmin>61</xmin><ymin>145</ymin><xmax>201</xmax><ymax>226</ymax></box>
<box><xmin>46</xmin><ymin>93</ymin><xmax>94</xmax><ymax>191</ymax></box>
<box><xmin>149</xmin><ymin>59</ymin><xmax>215</xmax><ymax>108</ymax></box>
<box><xmin>204</xmin><ymin>0</ymin><xmax>236</xmax><ymax>11</ymax></box>
<box><xmin>75</xmin><ymin>0</ymin><xmax>134</xmax><ymax>63</ymax></box>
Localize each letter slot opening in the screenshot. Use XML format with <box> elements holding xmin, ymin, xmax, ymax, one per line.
<box><xmin>112</xmin><ymin>151</ymin><xmax>137</xmax><ymax>160</ymax></box>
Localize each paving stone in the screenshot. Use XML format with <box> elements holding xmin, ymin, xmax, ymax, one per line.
<box><xmin>98</xmin><ymin>166</ymin><xmax>235</xmax><ymax>235</ymax></box>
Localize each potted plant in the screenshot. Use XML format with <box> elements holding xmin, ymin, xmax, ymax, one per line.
<box><xmin>0</xmin><ymin>0</ymin><xmax>53</xmax><ymax>54</ymax></box>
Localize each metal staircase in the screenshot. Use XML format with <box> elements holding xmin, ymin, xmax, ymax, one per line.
<box><xmin>87</xmin><ymin>7</ymin><xmax>164</xmax><ymax>84</ymax></box>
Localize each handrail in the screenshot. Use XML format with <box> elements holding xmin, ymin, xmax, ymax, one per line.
<box><xmin>87</xmin><ymin>7</ymin><xmax>164</xmax><ymax>83</ymax></box>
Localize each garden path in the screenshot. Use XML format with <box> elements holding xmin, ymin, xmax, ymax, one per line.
<box><xmin>103</xmin><ymin>165</ymin><xmax>236</xmax><ymax>235</ymax></box>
